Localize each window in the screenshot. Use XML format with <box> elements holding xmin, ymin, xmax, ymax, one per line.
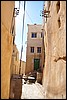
<box><xmin>31</xmin><ymin>33</ymin><xmax>37</xmax><ymax>38</ymax></box>
<box><xmin>58</xmin><ymin>17</ymin><xmax>61</xmax><ymax>28</ymax></box>
<box><xmin>56</xmin><ymin>1</ymin><xmax>60</xmax><ymax>13</ymax></box>
<box><xmin>37</xmin><ymin>47</ymin><xmax>41</xmax><ymax>53</ymax></box>
<box><xmin>31</xmin><ymin>47</ymin><xmax>34</xmax><ymax>53</ymax></box>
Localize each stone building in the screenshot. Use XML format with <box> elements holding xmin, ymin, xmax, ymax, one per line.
<box><xmin>26</xmin><ymin>24</ymin><xmax>44</xmax><ymax>74</ymax></box>
<box><xmin>10</xmin><ymin>44</ymin><xmax>20</xmax><ymax>76</ymax></box>
<box><xmin>1</xmin><ymin>1</ymin><xmax>15</xmax><ymax>99</ymax></box>
<box><xmin>20</xmin><ymin>61</ymin><xmax>26</xmax><ymax>75</ymax></box>
<box><xmin>42</xmin><ymin>1</ymin><xmax>66</xmax><ymax>99</ymax></box>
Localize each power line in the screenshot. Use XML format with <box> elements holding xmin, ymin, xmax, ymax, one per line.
<box><xmin>20</xmin><ymin>2</ymin><xmax>42</xmax><ymax>30</ymax></box>
<box><xmin>20</xmin><ymin>1</ymin><xmax>65</xmax><ymax>55</ymax></box>
<box><xmin>26</xmin><ymin>10</ymin><xmax>34</xmax><ymax>24</ymax></box>
<box><xmin>19</xmin><ymin>2</ymin><xmax>33</xmax><ymax>24</ymax></box>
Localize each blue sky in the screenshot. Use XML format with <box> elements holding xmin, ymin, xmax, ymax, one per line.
<box><xmin>15</xmin><ymin>1</ymin><xmax>44</xmax><ymax>62</ymax></box>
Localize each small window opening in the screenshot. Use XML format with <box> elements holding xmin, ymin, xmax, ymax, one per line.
<box><xmin>31</xmin><ymin>33</ymin><xmax>37</xmax><ymax>38</ymax></box>
<box><xmin>37</xmin><ymin>47</ymin><xmax>41</xmax><ymax>53</ymax></box>
<box><xmin>58</xmin><ymin>17</ymin><xmax>61</xmax><ymax>28</ymax></box>
<box><xmin>56</xmin><ymin>1</ymin><xmax>60</xmax><ymax>13</ymax></box>
<box><xmin>31</xmin><ymin>47</ymin><xmax>34</xmax><ymax>53</ymax></box>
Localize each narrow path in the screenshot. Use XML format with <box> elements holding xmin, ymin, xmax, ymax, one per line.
<box><xmin>21</xmin><ymin>82</ymin><xmax>45</xmax><ymax>99</ymax></box>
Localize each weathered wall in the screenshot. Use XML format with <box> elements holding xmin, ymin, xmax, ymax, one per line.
<box><xmin>42</xmin><ymin>1</ymin><xmax>66</xmax><ymax>99</ymax></box>
<box><xmin>11</xmin><ymin>44</ymin><xmax>20</xmax><ymax>75</ymax></box>
<box><xmin>1</xmin><ymin>1</ymin><xmax>15</xmax><ymax>99</ymax></box>
<box><xmin>20</xmin><ymin>61</ymin><xmax>26</xmax><ymax>75</ymax></box>
<box><xmin>26</xmin><ymin>24</ymin><xmax>44</xmax><ymax>74</ymax></box>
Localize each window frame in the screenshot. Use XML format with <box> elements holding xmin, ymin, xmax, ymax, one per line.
<box><xmin>37</xmin><ymin>47</ymin><xmax>41</xmax><ymax>53</ymax></box>
<box><xmin>30</xmin><ymin>47</ymin><xmax>34</xmax><ymax>53</ymax></box>
<box><xmin>31</xmin><ymin>32</ymin><xmax>37</xmax><ymax>38</ymax></box>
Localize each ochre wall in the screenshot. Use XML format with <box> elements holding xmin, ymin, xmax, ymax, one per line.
<box><xmin>11</xmin><ymin>44</ymin><xmax>20</xmax><ymax>75</ymax></box>
<box><xmin>20</xmin><ymin>61</ymin><xmax>26</xmax><ymax>75</ymax></box>
<box><xmin>42</xmin><ymin>1</ymin><xmax>66</xmax><ymax>99</ymax></box>
<box><xmin>1</xmin><ymin>1</ymin><xmax>15</xmax><ymax>99</ymax></box>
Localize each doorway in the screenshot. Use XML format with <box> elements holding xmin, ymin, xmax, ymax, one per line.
<box><xmin>34</xmin><ymin>59</ymin><xmax>40</xmax><ymax>71</ymax></box>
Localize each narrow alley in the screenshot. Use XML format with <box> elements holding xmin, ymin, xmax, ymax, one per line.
<box><xmin>20</xmin><ymin>71</ymin><xmax>45</xmax><ymax>99</ymax></box>
<box><xmin>10</xmin><ymin>72</ymin><xmax>45</xmax><ymax>99</ymax></box>
<box><xmin>21</xmin><ymin>79</ymin><xmax>45</xmax><ymax>99</ymax></box>
<box><xmin>1</xmin><ymin>1</ymin><xmax>66</xmax><ymax>99</ymax></box>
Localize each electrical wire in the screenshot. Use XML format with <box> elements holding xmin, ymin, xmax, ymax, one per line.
<box><xmin>26</xmin><ymin>10</ymin><xmax>34</xmax><ymax>24</ymax></box>
<box><xmin>20</xmin><ymin>2</ymin><xmax>42</xmax><ymax>31</ymax></box>
<box><xmin>19</xmin><ymin>1</ymin><xmax>66</xmax><ymax>69</ymax></box>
